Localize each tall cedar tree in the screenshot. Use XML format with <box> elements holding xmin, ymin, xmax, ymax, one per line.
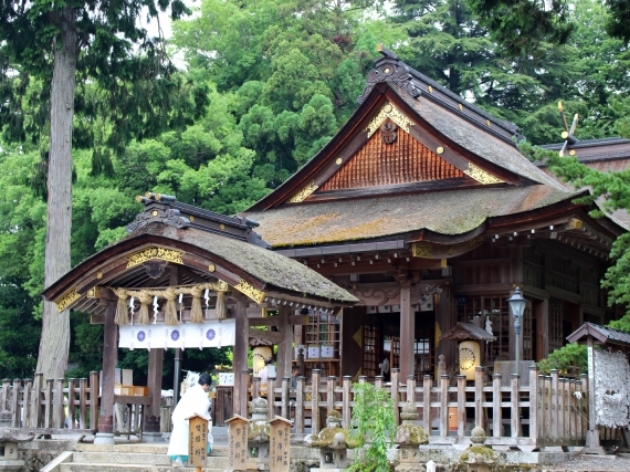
<box><xmin>0</xmin><ymin>0</ymin><xmax>206</xmax><ymax>380</ymax></box>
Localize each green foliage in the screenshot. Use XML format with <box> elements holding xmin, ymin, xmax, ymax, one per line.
<box><xmin>171</xmin><ymin>0</ymin><xmax>387</xmax><ymax>183</ymax></box>
<box><xmin>348</xmin><ymin>382</ymin><xmax>396</xmax><ymax>472</ymax></box>
<box><xmin>538</xmin><ymin>343</ymin><xmax>588</xmax><ymax>376</ymax></box>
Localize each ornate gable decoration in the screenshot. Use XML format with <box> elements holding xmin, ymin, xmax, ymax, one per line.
<box><xmin>357</xmin><ymin>47</ymin><xmax>420</xmax><ymax>104</ymax></box>
<box><xmin>320</xmin><ymin>126</ymin><xmax>464</xmax><ymax>192</ymax></box>
<box><xmin>464</xmin><ymin>163</ymin><xmax>503</xmax><ymax>185</ymax></box>
<box><xmin>287</xmin><ymin>181</ymin><xmax>318</xmax><ymax>204</ymax></box>
<box><xmin>365</xmin><ymin>102</ymin><xmax>413</xmax><ymax>137</ymax></box>
<box><xmin>127</xmin><ymin>247</ymin><xmax>184</xmax><ymax>268</ymax></box>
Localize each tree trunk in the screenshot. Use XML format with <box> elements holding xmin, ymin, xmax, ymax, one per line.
<box><xmin>36</xmin><ymin>6</ymin><xmax>77</xmax><ymax>381</ymax></box>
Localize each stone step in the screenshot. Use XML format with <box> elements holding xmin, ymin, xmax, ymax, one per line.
<box><xmin>60</xmin><ymin>463</ymin><xmax>227</xmax><ymax>472</ymax></box>
<box><xmin>73</xmin><ymin>449</ymin><xmax>229</xmax><ymax>464</ymax></box>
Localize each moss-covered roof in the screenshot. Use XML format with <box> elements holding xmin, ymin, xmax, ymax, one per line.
<box><xmin>122</xmin><ymin>223</ymin><xmax>358</xmax><ymax>304</ymax></box>
<box><xmin>395</xmin><ymin>86</ymin><xmax>567</xmax><ymax>190</ymax></box>
<box><xmin>244</xmin><ymin>186</ymin><xmax>581</xmax><ymax>248</ymax></box>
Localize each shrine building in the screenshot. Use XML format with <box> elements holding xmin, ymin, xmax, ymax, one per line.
<box><xmin>242</xmin><ymin>47</ymin><xmax>627</xmax><ymax>382</ymax></box>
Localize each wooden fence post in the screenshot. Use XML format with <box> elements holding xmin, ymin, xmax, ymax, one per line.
<box><xmin>0</xmin><ymin>379</ymin><xmax>8</xmax><ymax>411</ymax></box>
<box><xmin>67</xmin><ymin>378</ymin><xmax>76</xmax><ymax>429</ymax></box>
<box><xmin>439</xmin><ymin>375</ymin><xmax>449</xmax><ymax>438</ymax></box>
<box><xmin>342</xmin><ymin>376</ymin><xmax>352</xmax><ymax>430</ymax></box>
<box><xmin>391</xmin><ymin>368</ymin><xmax>400</xmax><ymax>425</ymax></box>
<box><xmin>252</xmin><ymin>376</ymin><xmax>261</xmax><ymax>400</ymax></box>
<box><xmin>267</xmin><ymin>377</ymin><xmax>276</xmax><ymax>420</ymax></box>
<box><xmin>326</xmin><ymin>376</ymin><xmax>337</xmax><ymax>417</ymax></box>
<box><xmin>295</xmin><ymin>376</ymin><xmax>305</xmax><ymax>438</ymax></box>
<box><xmin>30</xmin><ymin>373</ymin><xmax>43</xmax><ymax>428</ymax></box>
<box><xmin>44</xmin><ymin>379</ymin><xmax>53</xmax><ymax>428</ymax></box>
<box><xmin>529</xmin><ymin>366</ymin><xmax>538</xmax><ymax>447</ymax></box>
<box><xmin>510</xmin><ymin>374</ymin><xmax>520</xmax><ymax>439</ymax></box>
<box><xmin>54</xmin><ymin>378</ymin><xmax>64</xmax><ymax>429</ymax></box>
<box><xmin>281</xmin><ymin>377</ymin><xmax>290</xmax><ymax>420</ymax></box>
<box><xmin>22</xmin><ymin>378</ymin><xmax>32</xmax><ymax>429</ymax></box>
<box><xmin>406</xmin><ymin>375</ymin><xmax>415</xmax><ymax>407</ymax></box>
<box><xmin>79</xmin><ymin>378</ymin><xmax>87</xmax><ymax>429</ymax></box>
<box><xmin>475</xmin><ymin>367</ymin><xmax>484</xmax><ymax>429</ymax></box>
<box><xmin>423</xmin><ymin>375</ymin><xmax>431</xmax><ymax>433</ymax></box>
<box><xmin>89</xmin><ymin>371</ymin><xmax>99</xmax><ymax>431</ymax></box>
<box><xmin>311</xmin><ymin>369</ymin><xmax>321</xmax><ymax>435</ymax></box>
<box><xmin>580</xmin><ymin>374</ymin><xmax>588</xmax><ymax>441</ymax></box>
<box><xmin>10</xmin><ymin>379</ymin><xmax>20</xmax><ymax>427</ymax></box>
<box><xmin>457</xmin><ymin>375</ymin><xmax>466</xmax><ymax>438</ymax></box>
<box><xmin>550</xmin><ymin>370</ymin><xmax>559</xmax><ymax>444</ymax></box>
<box><xmin>492</xmin><ymin>373</ymin><xmax>502</xmax><ymax>438</ymax></box>
<box><xmin>241</xmin><ymin>369</ymin><xmax>251</xmax><ymax>417</ymax></box>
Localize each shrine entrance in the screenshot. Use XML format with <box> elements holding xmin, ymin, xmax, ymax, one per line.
<box><xmin>42</xmin><ymin>193</ymin><xmax>357</xmax><ymax>444</ymax></box>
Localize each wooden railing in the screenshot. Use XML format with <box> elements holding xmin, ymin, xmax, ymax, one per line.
<box><xmin>0</xmin><ymin>372</ymin><xmax>99</xmax><ymax>433</ymax></box>
<box><xmin>244</xmin><ymin>366</ymin><xmax>588</xmax><ymax>451</ymax></box>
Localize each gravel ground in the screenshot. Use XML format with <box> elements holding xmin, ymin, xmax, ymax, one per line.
<box><xmin>541</xmin><ymin>454</ymin><xmax>630</xmax><ymax>471</ymax></box>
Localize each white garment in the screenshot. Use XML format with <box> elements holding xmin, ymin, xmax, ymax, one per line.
<box><xmin>167</xmin><ymin>384</ymin><xmax>212</xmax><ymax>458</ymax></box>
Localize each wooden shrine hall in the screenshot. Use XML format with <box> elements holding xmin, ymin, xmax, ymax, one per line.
<box><xmin>243</xmin><ymin>46</ymin><xmax>627</xmax><ymax>382</ymax></box>
<box><xmin>41</xmin><ymin>193</ymin><xmax>357</xmax><ymax>444</ymax></box>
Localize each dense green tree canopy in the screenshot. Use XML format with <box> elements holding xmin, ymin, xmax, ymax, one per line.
<box><xmin>2</xmin><ymin>0</ymin><xmax>630</xmax><ymax>380</ymax></box>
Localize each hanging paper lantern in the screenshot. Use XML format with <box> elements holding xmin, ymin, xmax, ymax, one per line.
<box><xmin>252</xmin><ymin>346</ymin><xmax>272</xmax><ymax>375</ymax></box>
<box><xmin>459</xmin><ymin>340</ymin><xmax>480</xmax><ymax>381</ymax></box>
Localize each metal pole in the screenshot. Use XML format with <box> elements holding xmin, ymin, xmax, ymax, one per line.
<box><xmin>514</xmin><ymin>318</ymin><xmax>521</xmax><ymax>366</ymax></box>
<box><xmin>173</xmin><ymin>348</ymin><xmax>182</xmax><ymax>402</ymax></box>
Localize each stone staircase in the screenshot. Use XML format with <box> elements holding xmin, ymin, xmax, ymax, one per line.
<box><xmin>57</xmin><ymin>443</ymin><xmax>231</xmax><ymax>472</ymax></box>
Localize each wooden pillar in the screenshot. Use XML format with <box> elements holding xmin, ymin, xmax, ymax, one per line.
<box><xmin>145</xmin><ymin>348</ymin><xmax>164</xmax><ymax>433</ymax></box>
<box><xmin>535</xmin><ymin>297</ymin><xmax>549</xmax><ymax>360</ymax></box>
<box><xmin>399</xmin><ymin>282</ymin><xmax>414</xmax><ymax>379</ymax></box>
<box><xmin>233</xmin><ymin>294</ymin><xmax>250</xmax><ymax>416</ymax></box>
<box><xmin>95</xmin><ymin>299</ymin><xmax>117</xmax><ymax>442</ymax></box>
<box><xmin>436</xmin><ymin>284</ymin><xmax>452</xmax><ymax>372</ymax></box>
<box><xmin>277</xmin><ymin>305</ymin><xmax>293</xmax><ymax>381</ymax></box>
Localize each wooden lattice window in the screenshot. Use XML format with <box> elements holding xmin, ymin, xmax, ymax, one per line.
<box><xmin>548</xmin><ymin>298</ymin><xmax>564</xmax><ymax>353</ymax></box>
<box><xmin>304</xmin><ymin>312</ymin><xmax>341</xmax><ymax>358</ymax></box>
<box><xmin>363</xmin><ymin>325</ymin><xmax>382</xmax><ymax>378</ymax></box>
<box><xmin>458</xmin><ymin>295</ymin><xmax>533</xmax><ymax>363</ymax></box>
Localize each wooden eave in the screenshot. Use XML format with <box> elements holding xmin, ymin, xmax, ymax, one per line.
<box><xmin>43</xmin><ymin>233</ymin><xmax>355</xmax><ymax>315</ymax></box>
<box><xmin>247</xmin><ymin>85</ymin><xmax>529</xmax><ymax>211</ymax></box>
<box><xmin>567</xmin><ymin>322</ymin><xmax>630</xmax><ymax>348</ymax></box>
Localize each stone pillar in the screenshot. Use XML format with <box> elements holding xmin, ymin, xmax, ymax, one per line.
<box><xmin>399</xmin><ymin>281</ymin><xmax>414</xmax><ymax>379</ymax></box>
<box><xmin>233</xmin><ymin>294</ymin><xmax>250</xmax><ymax>416</ymax></box>
<box><xmin>95</xmin><ymin>299</ymin><xmax>117</xmax><ymax>444</ymax></box>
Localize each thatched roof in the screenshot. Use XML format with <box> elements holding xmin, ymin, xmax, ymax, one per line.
<box><xmin>245</xmin><ymin>186</ymin><xmax>581</xmax><ymax>248</ymax></box>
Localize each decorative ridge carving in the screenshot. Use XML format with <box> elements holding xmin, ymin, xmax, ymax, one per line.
<box><xmin>287</xmin><ymin>181</ymin><xmax>319</xmax><ymax>203</ymax></box>
<box><xmin>233</xmin><ymin>278</ymin><xmax>266</xmax><ymax>304</ymax></box>
<box><xmin>126</xmin><ymin>206</ymin><xmax>190</xmax><ymax>233</ymax></box>
<box><xmin>126</xmin><ymin>247</ymin><xmax>184</xmax><ymax>268</ymax></box>
<box><xmin>358</xmin><ymin>57</ymin><xmax>420</xmax><ymax>104</ymax></box>
<box><xmin>55</xmin><ymin>288</ymin><xmax>81</xmax><ymax>312</ymax></box>
<box><xmin>365</xmin><ymin>102</ymin><xmax>413</xmax><ymax>138</ymax></box>
<box><xmin>464</xmin><ymin>163</ymin><xmax>504</xmax><ymax>185</ymax></box>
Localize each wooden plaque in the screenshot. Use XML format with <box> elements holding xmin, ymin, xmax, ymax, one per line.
<box><xmin>188</xmin><ymin>415</ymin><xmax>208</xmax><ymax>468</ymax></box>
<box><xmin>226</xmin><ymin>415</ymin><xmax>249</xmax><ymax>471</ymax></box>
<box><xmin>269</xmin><ymin>416</ymin><xmax>292</xmax><ymax>472</ymax></box>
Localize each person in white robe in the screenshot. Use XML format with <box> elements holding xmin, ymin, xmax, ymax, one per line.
<box><xmin>167</xmin><ymin>372</ymin><xmax>212</xmax><ymax>466</ymax></box>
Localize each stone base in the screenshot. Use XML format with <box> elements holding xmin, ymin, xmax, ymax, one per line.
<box><xmin>0</xmin><ymin>459</ymin><xmax>25</xmax><ymax>471</ymax></box>
<box><xmin>93</xmin><ymin>433</ymin><xmax>115</xmax><ymax>445</ymax></box>
<box><xmin>142</xmin><ymin>432</ymin><xmax>165</xmax><ymax>443</ymax></box>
